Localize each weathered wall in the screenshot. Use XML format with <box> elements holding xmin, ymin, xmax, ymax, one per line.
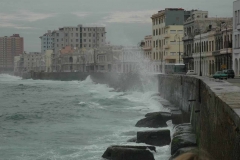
<box><xmin>158</xmin><ymin>74</ymin><xmax>240</xmax><ymax>160</ymax></box>
<box><xmin>25</xmin><ymin>72</ymin><xmax>154</xmax><ymax>92</ymax></box>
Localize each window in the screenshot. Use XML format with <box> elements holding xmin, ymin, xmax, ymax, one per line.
<box><xmin>71</xmin><ymin>33</ymin><xmax>73</xmax><ymax>37</ymax></box>
<box><xmin>76</xmin><ymin>39</ymin><xmax>78</xmax><ymax>42</ymax></box>
<box><xmin>83</xmin><ymin>33</ymin><xmax>86</xmax><ymax>37</ymax></box>
<box><xmin>84</xmin><ymin>39</ymin><xmax>86</xmax><ymax>42</ymax></box>
<box><xmin>89</xmin><ymin>33</ymin><xmax>91</xmax><ymax>37</ymax></box>
<box><xmin>170</xmin><ymin>52</ymin><xmax>175</xmax><ymax>56</ymax></box>
<box><xmin>89</xmin><ymin>39</ymin><xmax>91</xmax><ymax>42</ymax></box>
<box><xmin>65</xmin><ymin>33</ymin><xmax>68</xmax><ymax>36</ymax></box>
<box><xmin>170</xmin><ymin>30</ymin><xmax>176</xmax><ymax>34</ymax></box>
<box><xmin>177</xmin><ymin>30</ymin><xmax>183</xmax><ymax>34</ymax></box>
<box><xmin>76</xmin><ymin>28</ymin><xmax>78</xmax><ymax>31</ymax></box>
<box><xmin>76</xmin><ymin>33</ymin><xmax>78</xmax><ymax>37</ymax></box>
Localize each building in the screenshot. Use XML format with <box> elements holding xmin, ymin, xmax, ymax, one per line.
<box><xmin>151</xmin><ymin>8</ymin><xmax>189</xmax><ymax>73</ymax></box>
<box><xmin>0</xmin><ymin>34</ymin><xmax>24</xmax><ymax>72</ymax></box>
<box><xmin>193</xmin><ymin>22</ymin><xmax>232</xmax><ymax>76</ymax></box>
<box><xmin>45</xmin><ymin>50</ymin><xmax>54</xmax><ymax>72</ymax></box>
<box><xmin>22</xmin><ymin>52</ymin><xmax>45</xmax><ymax>72</ymax></box>
<box><xmin>183</xmin><ymin>10</ymin><xmax>230</xmax><ymax>71</ymax></box>
<box><xmin>233</xmin><ymin>0</ymin><xmax>240</xmax><ymax>76</ymax></box>
<box><xmin>51</xmin><ymin>24</ymin><xmax>106</xmax><ymax>54</ymax></box>
<box><xmin>39</xmin><ymin>30</ymin><xmax>53</xmax><ymax>54</ymax></box>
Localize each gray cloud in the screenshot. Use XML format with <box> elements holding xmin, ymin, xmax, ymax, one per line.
<box><xmin>102</xmin><ymin>10</ymin><xmax>156</xmax><ymax>23</ymax></box>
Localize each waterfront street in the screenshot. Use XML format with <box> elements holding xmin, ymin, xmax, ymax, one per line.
<box><xmin>227</xmin><ymin>77</ymin><xmax>240</xmax><ymax>87</ymax></box>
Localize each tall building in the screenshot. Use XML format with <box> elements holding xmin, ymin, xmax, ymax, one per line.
<box><xmin>0</xmin><ymin>34</ymin><xmax>24</xmax><ymax>72</ymax></box>
<box><xmin>151</xmin><ymin>8</ymin><xmax>189</xmax><ymax>73</ymax></box>
<box><xmin>50</xmin><ymin>24</ymin><xmax>106</xmax><ymax>53</ymax></box>
<box><xmin>233</xmin><ymin>0</ymin><xmax>240</xmax><ymax>76</ymax></box>
<box><xmin>39</xmin><ymin>30</ymin><xmax>52</xmax><ymax>54</ymax></box>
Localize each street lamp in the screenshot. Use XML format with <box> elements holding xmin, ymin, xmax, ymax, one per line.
<box><xmin>221</xmin><ymin>22</ymin><xmax>228</xmax><ymax>69</ymax></box>
<box><xmin>174</xmin><ymin>34</ymin><xmax>181</xmax><ymax>63</ymax></box>
<box><xmin>194</xmin><ymin>29</ymin><xmax>202</xmax><ymax>76</ymax></box>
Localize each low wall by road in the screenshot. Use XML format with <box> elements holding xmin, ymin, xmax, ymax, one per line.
<box><xmin>24</xmin><ymin>72</ymin><xmax>155</xmax><ymax>92</ymax></box>
<box><xmin>158</xmin><ymin>74</ymin><xmax>240</xmax><ymax>160</ymax></box>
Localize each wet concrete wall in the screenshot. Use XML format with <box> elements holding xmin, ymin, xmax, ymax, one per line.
<box><xmin>158</xmin><ymin>74</ymin><xmax>240</xmax><ymax>160</ymax></box>
<box><xmin>24</xmin><ymin>72</ymin><xmax>154</xmax><ymax>92</ymax></box>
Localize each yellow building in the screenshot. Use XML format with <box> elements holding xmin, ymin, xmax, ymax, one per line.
<box><xmin>151</xmin><ymin>8</ymin><xmax>186</xmax><ymax>72</ymax></box>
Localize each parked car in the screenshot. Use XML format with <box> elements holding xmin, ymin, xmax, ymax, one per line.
<box><xmin>213</xmin><ymin>71</ymin><xmax>228</xmax><ymax>80</ymax></box>
<box><xmin>223</xmin><ymin>69</ymin><xmax>235</xmax><ymax>78</ymax></box>
<box><xmin>186</xmin><ymin>70</ymin><xmax>197</xmax><ymax>75</ymax></box>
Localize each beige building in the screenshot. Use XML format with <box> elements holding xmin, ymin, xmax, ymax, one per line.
<box><xmin>23</xmin><ymin>52</ymin><xmax>45</xmax><ymax>72</ymax></box>
<box><xmin>45</xmin><ymin>50</ymin><xmax>54</xmax><ymax>72</ymax></box>
<box><xmin>151</xmin><ymin>8</ymin><xmax>188</xmax><ymax>73</ymax></box>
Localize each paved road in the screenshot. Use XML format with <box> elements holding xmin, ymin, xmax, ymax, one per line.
<box><xmin>227</xmin><ymin>77</ymin><xmax>240</xmax><ymax>87</ymax></box>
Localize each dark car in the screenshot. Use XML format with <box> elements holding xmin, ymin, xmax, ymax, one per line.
<box><xmin>223</xmin><ymin>69</ymin><xmax>235</xmax><ymax>78</ymax></box>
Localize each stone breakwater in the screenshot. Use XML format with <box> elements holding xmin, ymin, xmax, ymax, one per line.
<box><xmin>102</xmin><ymin>95</ymin><xmax>198</xmax><ymax>160</ymax></box>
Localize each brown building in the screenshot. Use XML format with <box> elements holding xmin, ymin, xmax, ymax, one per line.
<box><xmin>0</xmin><ymin>34</ymin><xmax>24</xmax><ymax>72</ymax></box>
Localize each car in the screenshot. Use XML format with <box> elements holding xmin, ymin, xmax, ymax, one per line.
<box><xmin>186</xmin><ymin>70</ymin><xmax>197</xmax><ymax>75</ymax></box>
<box><xmin>223</xmin><ymin>69</ymin><xmax>235</xmax><ymax>78</ymax></box>
<box><xmin>213</xmin><ymin>71</ymin><xmax>228</xmax><ymax>80</ymax></box>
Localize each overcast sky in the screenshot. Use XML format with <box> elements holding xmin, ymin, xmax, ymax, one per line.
<box><xmin>0</xmin><ymin>0</ymin><xmax>235</xmax><ymax>52</ymax></box>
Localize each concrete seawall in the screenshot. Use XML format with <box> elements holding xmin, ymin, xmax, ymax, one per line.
<box><xmin>158</xmin><ymin>74</ymin><xmax>240</xmax><ymax>160</ymax></box>
<box><xmin>25</xmin><ymin>72</ymin><xmax>154</xmax><ymax>91</ymax></box>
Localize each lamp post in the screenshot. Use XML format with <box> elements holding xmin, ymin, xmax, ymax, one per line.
<box><xmin>221</xmin><ymin>22</ymin><xmax>228</xmax><ymax>69</ymax></box>
<box><xmin>194</xmin><ymin>29</ymin><xmax>202</xmax><ymax>76</ymax></box>
<box><xmin>174</xmin><ymin>34</ymin><xmax>181</xmax><ymax>63</ymax></box>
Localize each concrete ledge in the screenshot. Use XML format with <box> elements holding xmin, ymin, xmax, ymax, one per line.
<box><xmin>158</xmin><ymin>74</ymin><xmax>240</xmax><ymax>160</ymax></box>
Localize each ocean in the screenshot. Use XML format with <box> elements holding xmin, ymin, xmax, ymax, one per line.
<box><xmin>0</xmin><ymin>74</ymin><xmax>172</xmax><ymax>160</ymax></box>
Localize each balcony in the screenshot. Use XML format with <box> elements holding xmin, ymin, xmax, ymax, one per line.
<box><xmin>212</xmin><ymin>50</ymin><xmax>220</xmax><ymax>56</ymax></box>
<box><xmin>164</xmin><ymin>44</ymin><xmax>170</xmax><ymax>49</ymax></box>
<box><xmin>220</xmin><ymin>48</ymin><xmax>232</xmax><ymax>54</ymax></box>
<box><xmin>182</xmin><ymin>34</ymin><xmax>194</xmax><ymax>41</ymax></box>
<box><xmin>164</xmin><ymin>34</ymin><xmax>170</xmax><ymax>38</ymax></box>
<box><xmin>142</xmin><ymin>46</ymin><xmax>152</xmax><ymax>50</ymax></box>
<box><xmin>237</xmin><ymin>23</ymin><xmax>240</xmax><ymax>30</ymax></box>
<box><xmin>182</xmin><ymin>54</ymin><xmax>193</xmax><ymax>59</ymax></box>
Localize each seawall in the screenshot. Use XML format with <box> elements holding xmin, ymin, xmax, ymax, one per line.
<box><xmin>24</xmin><ymin>72</ymin><xmax>155</xmax><ymax>91</ymax></box>
<box><xmin>158</xmin><ymin>74</ymin><xmax>240</xmax><ymax>160</ymax></box>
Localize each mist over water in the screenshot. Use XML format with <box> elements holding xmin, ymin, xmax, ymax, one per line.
<box><xmin>0</xmin><ymin>74</ymin><xmax>171</xmax><ymax>160</ymax></box>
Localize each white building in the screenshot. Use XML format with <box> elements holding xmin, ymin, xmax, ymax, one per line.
<box><xmin>23</xmin><ymin>52</ymin><xmax>45</xmax><ymax>72</ymax></box>
<box><xmin>233</xmin><ymin>0</ymin><xmax>240</xmax><ymax>76</ymax></box>
<box><xmin>51</xmin><ymin>24</ymin><xmax>106</xmax><ymax>54</ymax></box>
<box><xmin>39</xmin><ymin>30</ymin><xmax>53</xmax><ymax>53</ymax></box>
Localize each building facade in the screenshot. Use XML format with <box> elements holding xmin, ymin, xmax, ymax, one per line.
<box><xmin>151</xmin><ymin>8</ymin><xmax>189</xmax><ymax>73</ymax></box>
<box><xmin>183</xmin><ymin>10</ymin><xmax>230</xmax><ymax>71</ymax></box>
<box><xmin>22</xmin><ymin>52</ymin><xmax>45</xmax><ymax>72</ymax></box>
<box><xmin>40</xmin><ymin>30</ymin><xmax>53</xmax><ymax>54</ymax></box>
<box><xmin>51</xmin><ymin>24</ymin><xmax>106</xmax><ymax>54</ymax></box>
<box><xmin>0</xmin><ymin>34</ymin><xmax>24</xmax><ymax>72</ymax></box>
<box><xmin>233</xmin><ymin>0</ymin><xmax>240</xmax><ymax>76</ymax></box>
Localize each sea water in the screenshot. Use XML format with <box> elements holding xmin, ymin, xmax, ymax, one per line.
<box><xmin>0</xmin><ymin>74</ymin><xmax>172</xmax><ymax>160</ymax></box>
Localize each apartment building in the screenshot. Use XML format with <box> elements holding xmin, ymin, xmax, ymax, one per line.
<box><xmin>39</xmin><ymin>30</ymin><xmax>52</xmax><ymax>53</ymax></box>
<box><xmin>233</xmin><ymin>0</ymin><xmax>240</xmax><ymax>76</ymax></box>
<box><xmin>151</xmin><ymin>8</ymin><xmax>190</xmax><ymax>73</ymax></box>
<box><xmin>0</xmin><ymin>34</ymin><xmax>24</xmax><ymax>72</ymax></box>
<box><xmin>193</xmin><ymin>24</ymin><xmax>232</xmax><ymax>76</ymax></box>
<box><xmin>23</xmin><ymin>52</ymin><xmax>45</xmax><ymax>72</ymax></box>
<box><xmin>51</xmin><ymin>24</ymin><xmax>106</xmax><ymax>53</ymax></box>
<box><xmin>183</xmin><ymin>10</ymin><xmax>230</xmax><ymax>71</ymax></box>
<box><xmin>142</xmin><ymin>35</ymin><xmax>152</xmax><ymax>60</ymax></box>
